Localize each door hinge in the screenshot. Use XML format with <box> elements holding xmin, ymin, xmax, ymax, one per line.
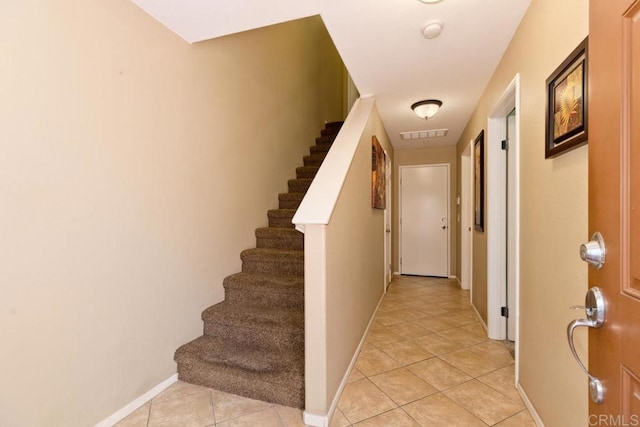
<box><xmin>501</xmin><ymin>306</ymin><xmax>509</xmax><ymax>318</ymax></box>
<box><xmin>501</xmin><ymin>139</ymin><xmax>509</xmax><ymax>151</ymax></box>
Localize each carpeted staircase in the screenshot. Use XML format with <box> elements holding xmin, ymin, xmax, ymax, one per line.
<box><xmin>174</xmin><ymin>121</ymin><xmax>342</xmax><ymax>409</ymax></box>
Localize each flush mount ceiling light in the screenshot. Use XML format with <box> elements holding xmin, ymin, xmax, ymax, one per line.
<box><xmin>418</xmin><ymin>0</ymin><xmax>444</xmax><ymax>3</ymax></box>
<box><xmin>411</xmin><ymin>99</ymin><xmax>443</xmax><ymax>120</ymax></box>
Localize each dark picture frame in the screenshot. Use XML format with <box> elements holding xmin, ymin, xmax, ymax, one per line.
<box><xmin>545</xmin><ymin>36</ymin><xmax>588</xmax><ymax>159</ymax></box>
<box><xmin>474</xmin><ymin>130</ymin><xmax>484</xmax><ymax>232</ymax></box>
<box><xmin>371</xmin><ymin>136</ymin><xmax>386</xmax><ymax>209</ymax></box>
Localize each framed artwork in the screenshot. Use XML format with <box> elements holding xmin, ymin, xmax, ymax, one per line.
<box><xmin>371</xmin><ymin>136</ymin><xmax>386</xmax><ymax>209</ymax></box>
<box><xmin>474</xmin><ymin>130</ymin><xmax>484</xmax><ymax>232</ymax></box>
<box><xmin>545</xmin><ymin>37</ymin><xmax>588</xmax><ymax>158</ymax></box>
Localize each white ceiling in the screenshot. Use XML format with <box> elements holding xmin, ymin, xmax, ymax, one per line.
<box><xmin>131</xmin><ymin>0</ymin><xmax>531</xmax><ymax>150</ymax></box>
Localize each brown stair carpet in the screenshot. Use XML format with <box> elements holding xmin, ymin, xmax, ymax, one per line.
<box><xmin>174</xmin><ymin>121</ymin><xmax>343</xmax><ymax>408</ymax></box>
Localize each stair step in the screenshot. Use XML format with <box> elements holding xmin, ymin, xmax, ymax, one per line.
<box><xmin>325</xmin><ymin>121</ymin><xmax>344</xmax><ymax>130</ymax></box>
<box><xmin>316</xmin><ymin>135</ymin><xmax>337</xmax><ymax>145</ymax></box>
<box><xmin>241</xmin><ymin>247</ymin><xmax>304</xmax><ymax>277</ymax></box>
<box><xmin>278</xmin><ymin>193</ymin><xmax>305</xmax><ymax>209</ymax></box>
<box><xmin>202</xmin><ymin>301</ymin><xmax>304</xmax><ymax>349</ymax></box>
<box><xmin>303</xmin><ymin>153</ymin><xmax>327</xmax><ymax>167</ymax></box>
<box><xmin>256</xmin><ymin>227</ymin><xmax>304</xmax><ymax>250</ymax></box>
<box><xmin>175</xmin><ymin>336</ymin><xmax>304</xmax><ymax>408</ymax></box>
<box><xmin>223</xmin><ymin>272</ymin><xmax>304</xmax><ymax>307</ymax></box>
<box><xmin>310</xmin><ymin>144</ymin><xmax>331</xmax><ymax>155</ymax></box>
<box><xmin>321</xmin><ymin>126</ymin><xmax>341</xmax><ymax>137</ymax></box>
<box><xmin>296</xmin><ymin>166</ymin><xmax>320</xmax><ymax>180</ymax></box>
<box><xmin>268</xmin><ymin>209</ymin><xmax>296</xmax><ymax>228</ymax></box>
<box><xmin>288</xmin><ymin>178</ymin><xmax>313</xmax><ymax>194</ymax></box>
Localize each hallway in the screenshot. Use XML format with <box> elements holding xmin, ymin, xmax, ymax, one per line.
<box><xmin>116</xmin><ymin>276</ymin><xmax>534</xmax><ymax>426</ymax></box>
<box><xmin>332</xmin><ymin>275</ymin><xmax>532</xmax><ymax>426</ymax></box>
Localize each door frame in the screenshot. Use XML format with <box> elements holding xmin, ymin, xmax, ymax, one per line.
<box><xmin>399</xmin><ymin>163</ymin><xmax>450</xmax><ymax>277</ymax></box>
<box><xmin>486</xmin><ymin>74</ymin><xmax>521</xmax><ymax>377</ymax></box>
<box><xmin>460</xmin><ymin>143</ymin><xmax>473</xmax><ymax>291</ymax></box>
<box><xmin>384</xmin><ymin>151</ymin><xmax>392</xmax><ymax>290</ymax></box>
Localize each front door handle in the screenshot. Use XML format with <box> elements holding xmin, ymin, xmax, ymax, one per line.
<box><xmin>567</xmin><ymin>287</ymin><xmax>605</xmax><ymax>404</ymax></box>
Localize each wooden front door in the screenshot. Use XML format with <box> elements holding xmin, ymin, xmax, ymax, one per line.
<box><xmin>589</xmin><ymin>0</ymin><xmax>640</xmax><ymax>420</ymax></box>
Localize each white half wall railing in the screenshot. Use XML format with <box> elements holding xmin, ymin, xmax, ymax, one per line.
<box><xmin>293</xmin><ymin>96</ymin><xmax>390</xmax><ymax>427</ymax></box>
<box><xmin>293</xmin><ymin>97</ymin><xmax>375</xmax><ymax>232</ymax></box>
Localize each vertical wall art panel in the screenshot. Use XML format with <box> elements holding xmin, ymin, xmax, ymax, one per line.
<box><xmin>372</xmin><ymin>136</ymin><xmax>386</xmax><ymax>209</ymax></box>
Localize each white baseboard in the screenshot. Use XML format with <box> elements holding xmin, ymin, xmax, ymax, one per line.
<box><xmin>95</xmin><ymin>373</ymin><xmax>178</xmax><ymax>427</ymax></box>
<box><xmin>303</xmin><ymin>412</ymin><xmax>327</xmax><ymax>427</ymax></box>
<box><xmin>303</xmin><ymin>291</ymin><xmax>386</xmax><ymax>427</ymax></box>
<box><xmin>471</xmin><ymin>303</ymin><xmax>488</xmax><ymax>332</ymax></box>
<box><xmin>393</xmin><ymin>271</ymin><xmax>400</xmax><ymax>276</ymax></box>
<box><xmin>517</xmin><ymin>383</ymin><xmax>545</xmax><ymax>426</ymax></box>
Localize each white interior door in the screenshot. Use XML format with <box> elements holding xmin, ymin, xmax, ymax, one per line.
<box><xmin>400</xmin><ymin>165</ymin><xmax>449</xmax><ymax>277</ymax></box>
<box><xmin>506</xmin><ymin>109</ymin><xmax>516</xmax><ymax>341</ymax></box>
<box><xmin>461</xmin><ymin>145</ymin><xmax>472</xmax><ymax>290</ymax></box>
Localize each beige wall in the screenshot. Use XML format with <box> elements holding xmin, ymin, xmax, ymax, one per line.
<box><xmin>455</xmin><ymin>0</ymin><xmax>589</xmax><ymax>425</ymax></box>
<box><xmin>0</xmin><ymin>2</ymin><xmax>344</xmax><ymax>426</ymax></box>
<box><xmin>393</xmin><ymin>146</ymin><xmax>457</xmax><ymax>276</ymax></box>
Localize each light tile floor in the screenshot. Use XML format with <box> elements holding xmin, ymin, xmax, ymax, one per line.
<box><xmin>116</xmin><ymin>275</ymin><xmax>535</xmax><ymax>427</ymax></box>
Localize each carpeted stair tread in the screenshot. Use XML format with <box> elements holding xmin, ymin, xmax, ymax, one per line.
<box><xmin>202</xmin><ymin>307</ymin><xmax>303</xmax><ymax>351</ymax></box>
<box><xmin>256</xmin><ymin>227</ymin><xmax>304</xmax><ymax>250</ymax></box>
<box><xmin>321</xmin><ymin>127</ymin><xmax>340</xmax><ymax>137</ymax></box>
<box><xmin>267</xmin><ymin>209</ymin><xmax>297</xmax><ymax>228</ymax></box>
<box><xmin>267</xmin><ymin>209</ymin><xmax>297</xmax><ymax>218</ymax></box>
<box><xmin>240</xmin><ymin>247</ymin><xmax>304</xmax><ymax>277</ymax></box>
<box><xmin>224</xmin><ymin>272</ymin><xmax>304</xmax><ymax>289</ymax></box>
<box><xmin>176</xmin><ymin>336</ymin><xmax>300</xmax><ymax>373</ymax></box>
<box><xmin>310</xmin><ymin>144</ymin><xmax>331</xmax><ymax>154</ymax></box>
<box><xmin>224</xmin><ymin>272</ymin><xmax>304</xmax><ymax>292</ymax></box>
<box><xmin>316</xmin><ymin>135</ymin><xmax>337</xmax><ymax>145</ymax></box>
<box><xmin>278</xmin><ymin>192</ymin><xmax>305</xmax><ymax>209</ymax></box>
<box><xmin>202</xmin><ymin>302</ymin><xmax>303</xmax><ymax>337</ymax></box>
<box><xmin>288</xmin><ymin>178</ymin><xmax>313</xmax><ymax>193</ymax></box>
<box><xmin>325</xmin><ymin>121</ymin><xmax>344</xmax><ymax>129</ymax></box>
<box><xmin>303</xmin><ymin>153</ymin><xmax>327</xmax><ymax>167</ymax></box>
<box><xmin>240</xmin><ymin>246</ymin><xmax>303</xmax><ymax>256</ymax></box>
<box><xmin>296</xmin><ymin>166</ymin><xmax>320</xmax><ymax>179</ymax></box>
<box><xmin>223</xmin><ymin>272</ymin><xmax>303</xmax><ymax>307</ymax></box>
<box><xmin>175</xmin><ymin>338</ymin><xmax>304</xmax><ymax>407</ymax></box>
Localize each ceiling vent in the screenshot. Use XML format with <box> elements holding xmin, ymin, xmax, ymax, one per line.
<box><xmin>400</xmin><ymin>128</ymin><xmax>448</xmax><ymax>140</ymax></box>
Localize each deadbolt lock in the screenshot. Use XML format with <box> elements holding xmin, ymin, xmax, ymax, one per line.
<box><xmin>580</xmin><ymin>232</ymin><xmax>606</xmax><ymax>269</ymax></box>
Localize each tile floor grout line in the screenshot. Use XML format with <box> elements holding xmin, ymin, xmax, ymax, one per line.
<box><xmin>339</xmin><ymin>406</ymin><xmax>356</xmax><ymax>426</ymax></box>
<box><xmin>475</xmin><ymin>380</ymin><xmax>524</xmax><ymax>406</ymax></box>
<box><xmin>398</xmin><ymin>405</ymin><xmax>422</xmax><ymax>427</ymax></box>
<box><xmin>432</xmin><ymin>391</ymin><xmax>493</xmax><ymax>427</ymax></box>
<box><xmin>273</xmin><ymin>405</ymin><xmax>287</xmax><ymax>427</ymax></box>
<box><xmin>438</xmin><ymin>374</ymin><xmax>526</xmax><ymax>425</ymax></box>
<box><xmin>348</xmin><ymin>407</ymin><xmax>400</xmax><ymax>426</ymax></box>
<box><xmin>209</xmin><ymin>389</ymin><xmax>217</xmax><ymax>426</ymax></box>
<box><xmin>145</xmin><ymin>398</ymin><xmax>152</xmax><ymax>427</ymax></box>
